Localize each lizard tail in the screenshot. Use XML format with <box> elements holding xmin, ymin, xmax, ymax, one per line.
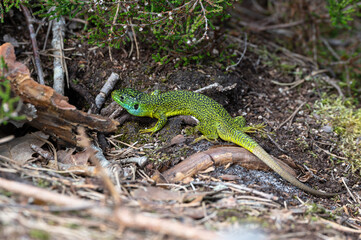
<box><xmin>251</xmin><ymin>145</ymin><xmax>337</xmax><ymax>197</ymax></box>
<box><xmin>218</xmin><ymin>126</ymin><xmax>337</xmax><ymax>197</ymax></box>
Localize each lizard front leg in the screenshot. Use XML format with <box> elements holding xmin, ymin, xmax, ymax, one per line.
<box><xmin>139</xmin><ymin>114</ymin><xmax>168</xmax><ymax>134</ymax></box>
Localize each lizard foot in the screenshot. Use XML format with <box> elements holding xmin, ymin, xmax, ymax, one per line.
<box><xmin>239</xmin><ymin>123</ymin><xmax>266</xmax><ymax>133</ymax></box>
<box><xmin>191</xmin><ymin>135</ymin><xmax>218</xmax><ymax>144</ymax></box>
<box><xmin>139</xmin><ymin>128</ymin><xmax>156</xmax><ymax>135</ymax></box>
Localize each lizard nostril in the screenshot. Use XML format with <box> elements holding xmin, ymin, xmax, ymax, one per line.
<box><xmin>134</xmin><ymin>104</ymin><xmax>139</xmax><ymax>110</ymax></box>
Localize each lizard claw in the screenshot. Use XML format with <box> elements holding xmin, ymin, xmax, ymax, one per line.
<box><xmin>240</xmin><ymin>123</ymin><xmax>266</xmax><ymax>133</ymax></box>
<box><xmin>139</xmin><ymin>128</ymin><xmax>156</xmax><ymax>136</ymax></box>
<box><xmin>191</xmin><ymin>135</ymin><xmax>218</xmax><ymax>144</ymax></box>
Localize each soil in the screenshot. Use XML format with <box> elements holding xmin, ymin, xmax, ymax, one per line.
<box><xmin>1</xmin><ymin>2</ymin><xmax>360</xmax><ymax>240</ymax></box>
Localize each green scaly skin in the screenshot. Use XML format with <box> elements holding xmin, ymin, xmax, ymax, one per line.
<box><xmin>112</xmin><ymin>88</ymin><xmax>337</xmax><ymax>197</ymax></box>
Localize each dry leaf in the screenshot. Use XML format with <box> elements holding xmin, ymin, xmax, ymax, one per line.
<box><xmin>199</xmin><ymin>166</ymin><xmax>215</xmax><ymax>174</ymax></box>
<box><xmin>170</xmin><ymin>134</ymin><xmax>186</xmax><ymax>145</ymax></box>
<box><xmin>0</xmin><ymin>132</ymin><xmax>48</xmax><ymax>164</ymax></box>
<box><xmin>219</xmin><ymin>174</ymin><xmax>241</xmax><ymax>181</ymax></box>
<box><xmin>298</xmin><ymin>171</ymin><xmax>313</xmax><ymax>182</ymax></box>
<box><xmin>58</xmin><ymin>148</ymin><xmax>92</xmax><ymax>166</ymax></box>
<box><xmin>131</xmin><ymin>186</ymin><xmax>184</xmax><ymax>202</ymax></box>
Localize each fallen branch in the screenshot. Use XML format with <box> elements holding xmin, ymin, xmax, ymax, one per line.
<box><xmin>153</xmin><ymin>146</ymin><xmax>296</xmax><ymax>183</ymax></box>
<box><xmin>0</xmin><ymin>177</ymin><xmax>94</xmax><ymax>207</ymax></box>
<box><xmin>0</xmin><ymin>43</ymin><xmax>118</xmax><ymax>145</ymax></box>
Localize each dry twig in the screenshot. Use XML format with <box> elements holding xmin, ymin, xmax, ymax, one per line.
<box><xmin>226</xmin><ymin>32</ymin><xmax>248</xmax><ymax>71</ymax></box>
<box><xmin>108</xmin><ymin>2</ymin><xmax>121</xmax><ymax>62</ymax></box>
<box><xmin>19</xmin><ymin>4</ymin><xmax>45</xmax><ymax>85</ymax></box>
<box><xmin>94</xmin><ymin>72</ymin><xmax>120</xmax><ymax>110</ymax></box>
<box><xmin>129</xmin><ymin>19</ymin><xmax>140</xmax><ymax>59</ymax></box>
<box><xmin>276</xmin><ymin>101</ymin><xmax>306</xmax><ymax>131</ymax></box>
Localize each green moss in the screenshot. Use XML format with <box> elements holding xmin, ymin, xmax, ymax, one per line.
<box><xmin>305</xmin><ymin>202</ymin><xmax>337</xmax><ymax>220</ymax></box>
<box><xmin>29</xmin><ymin>229</ymin><xmax>50</xmax><ymax>240</ymax></box>
<box><xmin>184</xmin><ymin>126</ymin><xmax>198</xmax><ymax>137</ymax></box>
<box><xmin>308</xmin><ymin>150</ymin><xmax>318</xmax><ymax>159</ymax></box>
<box><xmin>65</xmin><ymin>223</ymin><xmax>80</xmax><ymax>229</ymax></box>
<box><xmin>0</xmin><ymin>190</ymin><xmax>12</xmax><ymax>197</ymax></box>
<box><xmin>36</xmin><ymin>179</ymin><xmax>51</xmax><ymax>188</ymax></box>
<box><xmin>296</xmin><ymin>137</ymin><xmax>310</xmax><ymax>151</ymax></box>
<box><xmin>217</xmin><ymin>208</ymin><xmax>270</xmax><ymax>229</ymax></box>
<box><xmin>280</xmin><ymin>63</ymin><xmax>297</xmax><ymax>73</ymax></box>
<box><xmin>116</xmin><ymin>121</ymin><xmax>154</xmax><ymax>145</ymax></box>
<box><xmin>313</xmin><ymin>95</ymin><xmax>361</xmax><ymax>172</ymax></box>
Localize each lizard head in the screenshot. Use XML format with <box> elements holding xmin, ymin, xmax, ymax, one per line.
<box><xmin>112</xmin><ymin>88</ymin><xmax>149</xmax><ymax>116</ymax></box>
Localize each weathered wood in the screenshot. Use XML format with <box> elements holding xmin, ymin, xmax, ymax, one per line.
<box><xmin>155</xmin><ymin>146</ymin><xmax>296</xmax><ymax>183</ymax></box>
<box><xmin>0</xmin><ymin>43</ymin><xmax>118</xmax><ymax>145</ymax></box>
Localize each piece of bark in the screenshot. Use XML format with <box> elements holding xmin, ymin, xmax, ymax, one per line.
<box><xmin>154</xmin><ymin>146</ymin><xmax>297</xmax><ymax>183</ymax></box>
<box><xmin>0</xmin><ymin>43</ymin><xmax>118</xmax><ymax>145</ymax></box>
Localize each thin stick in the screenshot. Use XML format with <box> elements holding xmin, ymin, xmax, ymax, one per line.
<box><xmin>194</xmin><ymin>0</ymin><xmax>209</xmax><ymax>44</ymax></box>
<box><xmin>108</xmin><ymin>2</ymin><xmax>121</xmax><ymax>62</ymax></box>
<box><xmin>0</xmin><ymin>177</ymin><xmax>94</xmax><ymax>207</ymax></box>
<box><xmin>321</xmin><ymin>37</ymin><xmax>340</xmax><ymax>61</ymax></box>
<box><xmin>192</xmin><ymin>181</ymin><xmax>279</xmax><ymax>201</ymax></box>
<box><xmin>43</xmin><ymin>20</ymin><xmax>53</xmax><ymax>51</ymax></box>
<box><xmin>20</xmin><ymin>4</ymin><xmax>45</xmax><ymax>85</ymax></box>
<box><xmin>226</xmin><ymin>32</ymin><xmax>248</xmax><ymax>71</ymax></box>
<box><xmin>129</xmin><ymin>19</ymin><xmax>139</xmax><ymax>59</ymax></box>
<box><xmin>77</xmin><ymin>127</ymin><xmax>121</xmax><ymax>205</ymax></box>
<box><xmin>341</xmin><ymin>177</ymin><xmax>359</xmax><ymax>203</ymax></box>
<box><xmin>114</xmin><ymin>208</ymin><xmax>218</xmax><ymax>240</ymax></box>
<box><xmin>319</xmin><ymin>218</ymin><xmax>361</xmax><ymax>234</ymax></box>
<box><xmin>0</xmin><ymin>135</ymin><xmax>14</xmax><ymax>144</ymax></box>
<box><xmin>267</xmin><ymin>134</ymin><xmax>286</xmax><ymax>153</ymax></box>
<box><xmin>94</xmin><ymin>72</ymin><xmax>120</xmax><ymax>109</ymax></box>
<box><xmin>312</xmin><ymin>23</ymin><xmax>318</xmax><ymax>65</ymax></box>
<box><xmin>322</xmin><ymin>77</ymin><xmax>344</xmax><ymax>98</ymax></box>
<box><xmin>276</xmin><ymin>101</ymin><xmax>306</xmax><ymax>130</ymax></box>
<box><xmin>313</xmin><ymin>143</ymin><xmax>348</xmax><ymax>160</ymax></box>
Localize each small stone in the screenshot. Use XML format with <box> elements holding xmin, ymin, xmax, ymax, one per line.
<box><xmin>321</xmin><ymin>124</ymin><xmax>333</xmax><ymax>133</ymax></box>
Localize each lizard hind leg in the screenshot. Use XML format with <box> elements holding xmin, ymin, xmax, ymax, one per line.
<box><xmin>233</xmin><ymin>116</ymin><xmax>247</xmax><ymax>128</ymax></box>
<box><xmin>192</xmin><ymin>122</ymin><xmax>219</xmax><ymax>144</ymax></box>
<box><xmin>233</xmin><ymin>116</ymin><xmax>265</xmax><ymax>133</ymax></box>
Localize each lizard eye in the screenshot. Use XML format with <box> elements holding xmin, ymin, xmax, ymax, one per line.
<box><xmin>134</xmin><ymin>104</ymin><xmax>139</xmax><ymax>110</ymax></box>
<box><xmin>119</xmin><ymin>96</ymin><xmax>124</xmax><ymax>101</ymax></box>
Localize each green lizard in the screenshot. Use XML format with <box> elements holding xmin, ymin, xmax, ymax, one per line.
<box><xmin>112</xmin><ymin>88</ymin><xmax>337</xmax><ymax>197</ymax></box>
